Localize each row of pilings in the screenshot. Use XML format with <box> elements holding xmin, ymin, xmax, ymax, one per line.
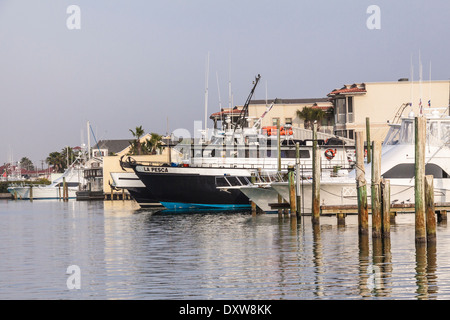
<box><xmin>265</xmin><ymin>117</ymin><xmax>446</xmax><ymax>248</ymax></box>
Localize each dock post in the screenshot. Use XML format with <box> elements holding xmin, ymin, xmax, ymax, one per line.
<box><xmin>366</xmin><ymin>117</ymin><xmax>371</xmax><ymax>164</ymax></box>
<box><xmin>29</xmin><ymin>185</ymin><xmax>33</xmax><ymax>202</ymax></box>
<box><xmin>355</xmin><ymin>131</ymin><xmax>368</xmax><ymax>235</ymax></box>
<box><xmin>14</xmin><ymin>190</ymin><xmax>17</xmax><ymax>201</ymax></box>
<box><xmin>425</xmin><ymin>175</ymin><xmax>437</xmax><ymax>243</ymax></box>
<box><xmin>63</xmin><ymin>177</ymin><xmax>68</xmax><ymax>201</ymax></box>
<box><xmin>371</xmin><ymin>140</ymin><xmax>382</xmax><ymax>238</ymax></box>
<box><xmin>295</xmin><ymin>142</ymin><xmax>301</xmax><ymax>219</ymax></box>
<box><xmin>337</xmin><ymin>212</ymin><xmax>346</xmax><ymax>227</ymax></box>
<box><xmin>415</xmin><ymin>116</ymin><xmax>427</xmax><ymax>244</ymax></box>
<box><xmin>312</xmin><ymin>121</ymin><xmax>320</xmax><ymax>225</ymax></box>
<box><xmin>288</xmin><ymin>165</ymin><xmax>296</xmax><ymax>215</ymax></box>
<box><xmin>381</xmin><ymin>179</ymin><xmax>391</xmax><ymax>237</ymax></box>
<box><xmin>65</xmin><ymin>179</ymin><xmax>69</xmax><ymax>201</ymax></box>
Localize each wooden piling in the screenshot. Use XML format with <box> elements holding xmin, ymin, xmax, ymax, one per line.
<box><xmin>29</xmin><ymin>185</ymin><xmax>33</xmax><ymax>202</ymax></box>
<box><xmin>425</xmin><ymin>175</ymin><xmax>437</xmax><ymax>243</ymax></box>
<box><xmin>355</xmin><ymin>131</ymin><xmax>369</xmax><ymax>235</ymax></box>
<box><xmin>295</xmin><ymin>142</ymin><xmax>301</xmax><ymax>218</ymax></box>
<box><xmin>381</xmin><ymin>179</ymin><xmax>391</xmax><ymax>237</ymax></box>
<box><xmin>63</xmin><ymin>177</ymin><xmax>68</xmax><ymax>201</ymax></box>
<box><xmin>288</xmin><ymin>165</ymin><xmax>296</xmax><ymax>215</ymax></box>
<box><xmin>366</xmin><ymin>117</ymin><xmax>371</xmax><ymax>164</ymax></box>
<box><xmin>337</xmin><ymin>212</ymin><xmax>346</xmax><ymax>227</ymax></box>
<box><xmin>371</xmin><ymin>140</ymin><xmax>382</xmax><ymax>238</ymax></box>
<box><xmin>312</xmin><ymin>122</ymin><xmax>320</xmax><ymax>224</ymax></box>
<box><xmin>415</xmin><ymin>116</ymin><xmax>426</xmax><ymax>244</ymax></box>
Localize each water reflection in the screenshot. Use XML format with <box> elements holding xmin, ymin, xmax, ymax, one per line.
<box><xmin>415</xmin><ymin>242</ymin><xmax>438</xmax><ymax>300</ymax></box>
<box><xmin>1</xmin><ymin>201</ymin><xmax>450</xmax><ymax>299</ymax></box>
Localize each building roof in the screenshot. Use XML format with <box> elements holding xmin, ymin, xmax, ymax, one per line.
<box><xmin>250</xmin><ymin>98</ymin><xmax>329</xmax><ymax>105</ymax></box>
<box><xmin>92</xmin><ymin>140</ymin><xmax>131</xmax><ymax>154</ymax></box>
<box><xmin>328</xmin><ymin>83</ymin><xmax>367</xmax><ymax>97</ymax></box>
<box><xmin>210</xmin><ymin>98</ymin><xmax>330</xmax><ymax>119</ymax></box>
<box><xmin>210</xmin><ymin>108</ymin><xmax>243</xmax><ymax>119</ymax></box>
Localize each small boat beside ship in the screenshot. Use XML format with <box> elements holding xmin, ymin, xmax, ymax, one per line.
<box><xmin>7</xmin><ymin>165</ymin><xmax>85</xmax><ymax>200</ymax></box>
<box><xmin>110</xmin><ymin>171</ymin><xmax>163</xmax><ymax>208</ymax></box>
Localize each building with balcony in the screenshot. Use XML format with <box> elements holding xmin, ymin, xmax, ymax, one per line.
<box><xmin>328</xmin><ymin>79</ymin><xmax>450</xmax><ymax>141</ymax></box>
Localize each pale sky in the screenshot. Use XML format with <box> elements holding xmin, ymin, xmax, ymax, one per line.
<box><xmin>0</xmin><ymin>0</ymin><xmax>449</xmax><ymax>166</ymax></box>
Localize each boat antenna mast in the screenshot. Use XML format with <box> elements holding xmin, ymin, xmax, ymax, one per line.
<box><xmin>232</xmin><ymin>74</ymin><xmax>261</xmax><ymax>137</ymax></box>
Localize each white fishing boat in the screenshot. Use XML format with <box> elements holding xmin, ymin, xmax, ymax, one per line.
<box><xmin>249</xmin><ymin>109</ymin><xmax>450</xmax><ymax>213</ymax></box>
<box><xmin>110</xmin><ymin>171</ymin><xmax>163</xmax><ymax>208</ymax></box>
<box><xmin>7</xmin><ymin>165</ymin><xmax>85</xmax><ymax>200</ymax></box>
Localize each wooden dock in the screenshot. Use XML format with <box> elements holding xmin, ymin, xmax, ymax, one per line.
<box><xmin>320</xmin><ymin>202</ymin><xmax>449</xmax><ymax>218</ymax></box>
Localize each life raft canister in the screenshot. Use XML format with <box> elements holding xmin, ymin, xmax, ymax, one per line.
<box><xmin>324</xmin><ymin>148</ymin><xmax>336</xmax><ymax>160</ymax></box>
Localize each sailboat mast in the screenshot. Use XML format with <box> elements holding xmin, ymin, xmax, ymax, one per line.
<box><xmin>87</xmin><ymin>121</ymin><xmax>91</xmax><ymax>161</ymax></box>
<box><xmin>204</xmin><ymin>52</ymin><xmax>210</xmax><ymax>142</ymax></box>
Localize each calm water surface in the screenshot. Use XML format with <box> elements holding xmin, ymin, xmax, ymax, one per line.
<box><xmin>1</xmin><ymin>199</ymin><xmax>450</xmax><ymax>300</ymax></box>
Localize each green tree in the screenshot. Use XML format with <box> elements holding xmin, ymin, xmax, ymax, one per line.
<box><xmin>46</xmin><ymin>151</ymin><xmax>65</xmax><ymax>173</ymax></box>
<box><xmin>296</xmin><ymin>107</ymin><xmax>326</xmax><ymax>130</ymax></box>
<box><xmin>145</xmin><ymin>133</ymin><xmax>164</xmax><ymax>155</ymax></box>
<box><xmin>129</xmin><ymin>126</ymin><xmax>145</xmax><ymax>155</ymax></box>
<box><xmin>20</xmin><ymin>157</ymin><xmax>35</xmax><ymax>171</ymax></box>
<box><xmin>61</xmin><ymin>147</ymin><xmax>76</xmax><ymax>167</ymax></box>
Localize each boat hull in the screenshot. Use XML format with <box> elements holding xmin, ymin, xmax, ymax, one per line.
<box><xmin>271</xmin><ymin>178</ymin><xmax>450</xmax><ymax>213</ymax></box>
<box><xmin>7</xmin><ymin>186</ymin><xmax>79</xmax><ymax>200</ymax></box>
<box><xmin>239</xmin><ymin>185</ymin><xmax>279</xmax><ymax>213</ymax></box>
<box><xmin>110</xmin><ymin>172</ymin><xmax>163</xmax><ymax>208</ymax></box>
<box><xmin>133</xmin><ymin>166</ymin><xmax>253</xmax><ymax>210</ymax></box>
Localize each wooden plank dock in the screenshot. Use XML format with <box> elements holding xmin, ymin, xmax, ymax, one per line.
<box><xmin>320</xmin><ymin>202</ymin><xmax>450</xmax><ymax>217</ymax></box>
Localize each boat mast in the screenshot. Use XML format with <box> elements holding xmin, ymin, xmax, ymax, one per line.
<box><xmin>87</xmin><ymin>121</ymin><xmax>91</xmax><ymax>161</ymax></box>
<box><xmin>204</xmin><ymin>52</ymin><xmax>210</xmax><ymax>143</ymax></box>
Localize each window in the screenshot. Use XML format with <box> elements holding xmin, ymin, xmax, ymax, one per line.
<box><xmin>335</xmin><ymin>130</ymin><xmax>347</xmax><ymax>138</ymax></box>
<box><xmin>348</xmin><ymin>130</ymin><xmax>354</xmax><ymax>139</ymax></box>
<box><xmin>285</xmin><ymin>118</ymin><xmax>292</xmax><ymax>125</ymax></box>
<box><xmin>272</xmin><ymin>118</ymin><xmax>280</xmax><ymax>126</ymax></box>
<box><xmin>334</xmin><ymin>97</ymin><xmax>354</xmax><ymax>124</ymax></box>
<box><xmin>335</xmin><ymin>99</ymin><xmax>346</xmax><ymax>124</ymax></box>
<box><xmin>382</xmin><ymin>163</ymin><xmax>449</xmax><ymax>179</ymax></box>
<box><xmin>347</xmin><ymin>97</ymin><xmax>354</xmax><ymax>123</ymax></box>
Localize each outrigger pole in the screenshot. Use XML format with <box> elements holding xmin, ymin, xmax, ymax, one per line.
<box><xmin>232</xmin><ymin>74</ymin><xmax>261</xmax><ymax>138</ymax></box>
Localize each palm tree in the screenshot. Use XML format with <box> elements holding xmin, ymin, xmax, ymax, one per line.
<box><xmin>129</xmin><ymin>126</ymin><xmax>145</xmax><ymax>155</ymax></box>
<box><xmin>145</xmin><ymin>133</ymin><xmax>164</xmax><ymax>155</ymax></box>
<box><xmin>296</xmin><ymin>107</ymin><xmax>326</xmax><ymax>130</ymax></box>
<box><xmin>46</xmin><ymin>151</ymin><xmax>65</xmax><ymax>173</ymax></box>
<box><xmin>20</xmin><ymin>157</ymin><xmax>35</xmax><ymax>171</ymax></box>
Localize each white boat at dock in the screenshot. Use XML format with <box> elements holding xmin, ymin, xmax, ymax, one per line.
<box><xmin>254</xmin><ymin>109</ymin><xmax>450</xmax><ymax>213</ymax></box>
<box><xmin>7</xmin><ymin>165</ymin><xmax>85</xmax><ymax>200</ymax></box>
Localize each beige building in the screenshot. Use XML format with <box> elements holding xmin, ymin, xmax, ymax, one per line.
<box><xmin>328</xmin><ymin>80</ymin><xmax>450</xmax><ymax>141</ymax></box>
<box><xmin>81</xmin><ymin>134</ymin><xmax>174</xmax><ymax>196</ymax></box>
<box><xmin>210</xmin><ymin>98</ymin><xmax>334</xmax><ymax>133</ymax></box>
<box><xmin>210</xmin><ymin>79</ymin><xmax>450</xmax><ymax>143</ymax></box>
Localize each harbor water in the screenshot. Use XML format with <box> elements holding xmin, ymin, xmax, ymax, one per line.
<box><xmin>1</xmin><ymin>199</ymin><xmax>450</xmax><ymax>300</ymax></box>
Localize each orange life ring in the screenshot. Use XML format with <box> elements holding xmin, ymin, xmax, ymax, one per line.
<box><xmin>324</xmin><ymin>148</ymin><xmax>336</xmax><ymax>160</ymax></box>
